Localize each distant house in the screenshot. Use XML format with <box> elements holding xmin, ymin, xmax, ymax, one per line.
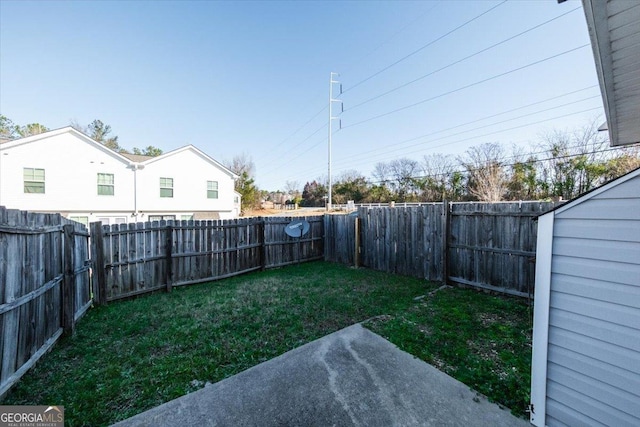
<box><xmin>530</xmin><ymin>1</ymin><xmax>640</xmax><ymax>426</ymax></box>
<box><xmin>0</xmin><ymin>127</ymin><xmax>240</xmax><ymax>224</ymax></box>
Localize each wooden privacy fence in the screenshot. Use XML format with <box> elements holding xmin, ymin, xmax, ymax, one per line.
<box><xmin>325</xmin><ymin>201</ymin><xmax>558</xmax><ymax>297</ymax></box>
<box><xmin>0</xmin><ymin>206</ymin><xmax>91</xmax><ymax>398</ymax></box>
<box><xmin>92</xmin><ymin>216</ymin><xmax>324</xmax><ymax>303</ymax></box>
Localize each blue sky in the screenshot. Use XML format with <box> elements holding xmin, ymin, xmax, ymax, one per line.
<box><xmin>0</xmin><ymin>0</ymin><xmax>602</xmax><ymax>191</ymax></box>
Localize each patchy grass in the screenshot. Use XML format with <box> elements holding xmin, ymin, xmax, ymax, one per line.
<box><xmin>5</xmin><ymin>263</ymin><xmax>532</xmax><ymax>425</ymax></box>
<box><xmin>4</xmin><ymin>262</ymin><xmax>434</xmax><ymax>426</ymax></box>
<box><xmin>364</xmin><ymin>285</ymin><xmax>533</xmax><ymax>417</ymax></box>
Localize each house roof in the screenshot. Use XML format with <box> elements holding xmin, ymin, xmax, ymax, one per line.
<box><xmin>120</xmin><ymin>152</ymin><xmax>154</xmax><ymax>163</ymax></box>
<box><xmin>540</xmin><ymin>165</ymin><xmax>640</xmax><ymax>217</ymax></box>
<box><xmin>581</xmin><ymin>0</ymin><xmax>640</xmax><ymax>146</ymax></box>
<box><xmin>0</xmin><ymin>126</ymin><xmax>134</xmax><ymax>164</ymax></box>
<box><xmin>1</xmin><ymin>128</ymin><xmax>236</xmax><ymax>179</ymax></box>
<box><xmin>140</xmin><ymin>145</ymin><xmax>239</xmax><ymax>179</ymax></box>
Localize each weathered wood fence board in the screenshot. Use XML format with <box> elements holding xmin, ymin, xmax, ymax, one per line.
<box><xmin>326</xmin><ymin>202</ymin><xmax>558</xmax><ymax>297</ymax></box>
<box><xmin>355</xmin><ymin>204</ymin><xmax>445</xmax><ymax>281</ymax></box>
<box><xmin>324</xmin><ymin>214</ymin><xmax>357</xmax><ymax>265</ymax></box>
<box><xmin>447</xmin><ymin>202</ymin><xmax>554</xmax><ymax>296</ymax></box>
<box><xmin>95</xmin><ymin>216</ymin><xmax>324</xmax><ymax>302</ymax></box>
<box><xmin>0</xmin><ymin>206</ymin><xmax>90</xmax><ymax>398</ymax></box>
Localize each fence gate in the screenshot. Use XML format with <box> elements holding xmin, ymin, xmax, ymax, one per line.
<box><xmin>0</xmin><ymin>207</ymin><xmax>91</xmax><ymax>398</ymax></box>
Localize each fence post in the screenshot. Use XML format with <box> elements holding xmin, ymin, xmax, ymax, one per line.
<box><xmin>260</xmin><ymin>218</ymin><xmax>267</xmax><ymax>270</ymax></box>
<box><xmin>165</xmin><ymin>224</ymin><xmax>173</xmax><ymax>293</ymax></box>
<box><xmin>62</xmin><ymin>224</ymin><xmax>76</xmax><ymax>335</ymax></box>
<box><xmin>354</xmin><ymin>216</ymin><xmax>360</xmax><ymax>268</ymax></box>
<box><xmin>89</xmin><ymin>222</ymin><xmax>107</xmax><ymax>305</ymax></box>
<box><xmin>442</xmin><ymin>200</ymin><xmax>450</xmax><ymax>284</ymax></box>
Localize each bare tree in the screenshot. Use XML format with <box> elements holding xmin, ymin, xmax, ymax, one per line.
<box><xmin>388</xmin><ymin>158</ymin><xmax>421</xmax><ymax>201</ymax></box>
<box><xmin>225</xmin><ymin>154</ymin><xmax>260</xmax><ymax>211</ymax></box>
<box><xmin>372</xmin><ymin>162</ymin><xmax>391</xmax><ymax>184</ymax></box>
<box><xmin>226</xmin><ymin>152</ymin><xmax>256</xmax><ymax>178</ymax></box>
<box><xmin>506</xmin><ymin>144</ymin><xmax>538</xmax><ymax>200</ymax></box>
<box><xmin>537</xmin><ymin>120</ymin><xmax>609</xmax><ymax>199</ymax></box>
<box><xmin>459</xmin><ymin>143</ymin><xmax>507</xmax><ymax>202</ymax></box>
<box><xmin>284</xmin><ymin>180</ymin><xmax>301</xmax><ymax>202</ymax></box>
<box><xmin>421</xmin><ymin>153</ymin><xmax>455</xmax><ymax>201</ymax></box>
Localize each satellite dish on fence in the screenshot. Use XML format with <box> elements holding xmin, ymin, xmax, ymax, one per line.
<box><xmin>284</xmin><ymin>219</ymin><xmax>310</xmax><ymax>238</ymax></box>
<box><xmin>348</xmin><ymin>210</ymin><xmax>359</xmax><ymax>217</ymax></box>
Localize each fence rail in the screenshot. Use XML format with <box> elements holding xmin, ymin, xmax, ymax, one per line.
<box><xmin>93</xmin><ymin>216</ymin><xmax>324</xmax><ymax>302</ymax></box>
<box><xmin>0</xmin><ymin>206</ymin><xmax>90</xmax><ymax>398</ymax></box>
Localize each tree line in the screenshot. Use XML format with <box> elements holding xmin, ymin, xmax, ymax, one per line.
<box><xmin>290</xmin><ymin>121</ymin><xmax>640</xmax><ymax>205</ymax></box>
<box><xmin>0</xmin><ymin>115</ymin><xmax>163</xmax><ymax>157</ymax></box>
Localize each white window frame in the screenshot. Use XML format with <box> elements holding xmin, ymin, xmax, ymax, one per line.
<box><xmin>23</xmin><ymin>167</ymin><xmax>45</xmax><ymax>194</ymax></box>
<box><xmin>207</xmin><ymin>181</ymin><xmax>219</xmax><ymax>199</ymax></box>
<box><xmin>97</xmin><ymin>173</ymin><xmax>115</xmax><ymax>196</ymax></box>
<box><xmin>160</xmin><ymin>177</ymin><xmax>174</xmax><ymax>198</ymax></box>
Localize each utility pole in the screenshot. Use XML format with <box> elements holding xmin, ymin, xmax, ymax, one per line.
<box><xmin>328</xmin><ymin>72</ymin><xmax>342</xmax><ymax>211</ymax></box>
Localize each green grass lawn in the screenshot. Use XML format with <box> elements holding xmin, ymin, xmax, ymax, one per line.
<box><xmin>4</xmin><ymin>261</ymin><xmax>532</xmax><ymax>425</ymax></box>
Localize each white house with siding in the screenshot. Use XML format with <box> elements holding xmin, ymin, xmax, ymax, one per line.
<box><xmin>0</xmin><ymin>127</ymin><xmax>241</xmax><ymax>224</ymax></box>
<box><xmin>530</xmin><ymin>1</ymin><xmax>640</xmax><ymax>425</ymax></box>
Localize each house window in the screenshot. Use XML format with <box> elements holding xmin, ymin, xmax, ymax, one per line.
<box><xmin>181</xmin><ymin>215</ymin><xmax>193</xmax><ymax>221</ymax></box>
<box><xmin>69</xmin><ymin>216</ymin><xmax>89</xmax><ymax>226</ymax></box>
<box><xmin>23</xmin><ymin>168</ymin><xmax>45</xmax><ymax>193</ymax></box>
<box><xmin>160</xmin><ymin>177</ymin><xmax>173</xmax><ymax>198</ymax></box>
<box><xmin>234</xmin><ymin>196</ymin><xmax>239</xmax><ymax>203</ymax></box>
<box><xmin>149</xmin><ymin>215</ymin><xmax>176</xmax><ymax>222</ymax></box>
<box><xmin>207</xmin><ymin>181</ymin><xmax>219</xmax><ymax>199</ymax></box>
<box><xmin>97</xmin><ymin>173</ymin><xmax>114</xmax><ymax>196</ymax></box>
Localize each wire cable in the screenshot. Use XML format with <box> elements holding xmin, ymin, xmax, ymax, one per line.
<box><xmin>343</xmin><ymin>44</ymin><xmax>591</xmax><ymax>129</ymax></box>
<box><xmin>343</xmin><ymin>0</ymin><xmax>509</xmax><ymax>94</ymax></box>
<box><xmin>335</xmin><ymin>94</ymin><xmax>601</xmax><ymax>166</ymax></box>
<box><xmin>347</xmin><ymin>6</ymin><xmax>582</xmax><ymax>111</ymax></box>
<box><xmin>297</xmin><ymin>105</ymin><xmax>603</xmax><ymax>179</ymax></box>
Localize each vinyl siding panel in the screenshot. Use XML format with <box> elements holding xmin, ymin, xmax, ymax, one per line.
<box><xmin>544</xmin><ymin>173</ymin><xmax>640</xmax><ymax>426</ymax></box>
<box><xmin>552</xmin><ymin>274</ymin><xmax>640</xmax><ymax>310</ymax></box>
<box><xmin>551</xmin><ymin>256</ymin><xmax>639</xmax><ymax>286</ymax></box>
<box><xmin>545</xmin><ymin>399</ymin><xmax>599</xmax><ymax>427</ymax></box>
<box><xmin>548</xmin><ymin>362</ymin><xmax>640</xmax><ymax>419</ymax></box>
<box><xmin>554</xmin><ymin>198</ymin><xmax>640</xmax><ymax>220</ymax></box>
<box><xmin>591</xmin><ymin>175</ymin><xmax>640</xmax><ymax>199</ymax></box>
<box><xmin>547</xmin><ymin>380</ymin><xmax>636</xmax><ymax>426</ymax></box>
<box><xmin>548</xmin><ymin>326</ymin><xmax>639</xmax><ymax>375</ymax></box>
<box><xmin>548</xmin><ymin>345</ymin><xmax>640</xmax><ymax>399</ymax></box>
<box><xmin>550</xmin><ymin>309</ymin><xmax>640</xmax><ymax>352</ymax></box>
<box><xmin>553</xmin><ymin>218</ymin><xmax>640</xmax><ymax>242</ymax></box>
<box><xmin>553</xmin><ymin>236</ymin><xmax>639</xmax><ymax>263</ymax></box>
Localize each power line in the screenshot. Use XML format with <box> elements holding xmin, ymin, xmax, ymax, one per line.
<box><xmin>295</xmin><ymin>105</ymin><xmax>603</xmax><ymax>179</ymax></box>
<box><xmin>348</xmin><ymin>106</ymin><xmax>603</xmax><ymax>169</ymax></box>
<box><xmin>334</xmin><ymin>95</ymin><xmax>601</xmax><ymax>167</ymax></box>
<box><xmin>347</xmin><ymin>6</ymin><xmax>582</xmax><ymax>111</ymax></box>
<box><xmin>348</xmin><ymin>2</ymin><xmax>441</xmax><ymax>69</ymax></box>
<box><xmin>259</xmin><ymin>104</ymin><xmax>327</xmax><ymax>163</ymax></box>
<box><xmin>343</xmin><ymin>0</ymin><xmax>509</xmax><ymax>94</ymax></box>
<box><xmin>259</xmin><ymin>133</ymin><xmax>327</xmax><ymax>177</ymax></box>
<box><xmin>343</xmin><ymin>44</ymin><xmax>591</xmax><ymax>129</ymax></box>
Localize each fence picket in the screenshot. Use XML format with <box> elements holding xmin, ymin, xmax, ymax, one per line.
<box><xmin>0</xmin><ymin>207</ymin><xmax>90</xmax><ymax>398</ymax></box>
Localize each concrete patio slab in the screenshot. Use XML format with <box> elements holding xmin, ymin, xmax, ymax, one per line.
<box><xmin>113</xmin><ymin>324</ymin><xmax>530</xmax><ymax>426</ymax></box>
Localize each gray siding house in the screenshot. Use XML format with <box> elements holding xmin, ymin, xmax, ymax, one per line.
<box><xmin>530</xmin><ymin>1</ymin><xmax>640</xmax><ymax>425</ymax></box>
<box><xmin>530</xmin><ymin>167</ymin><xmax>640</xmax><ymax>426</ymax></box>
